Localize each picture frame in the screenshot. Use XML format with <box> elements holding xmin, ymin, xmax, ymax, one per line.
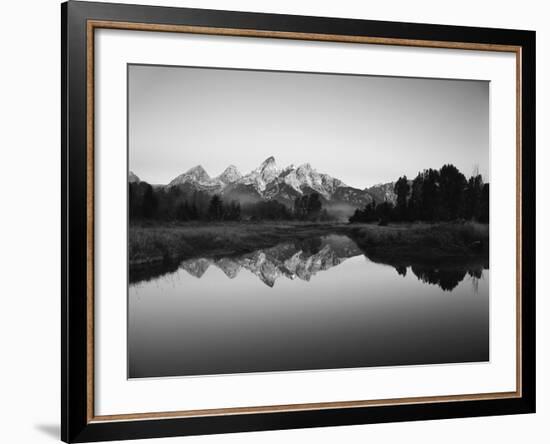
<box><xmin>61</xmin><ymin>1</ymin><xmax>536</xmax><ymax>442</ymax></box>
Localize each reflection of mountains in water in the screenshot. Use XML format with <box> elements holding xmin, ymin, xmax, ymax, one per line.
<box><xmin>180</xmin><ymin>235</ymin><xmax>362</xmax><ymax>287</ymax></box>
<box><xmin>177</xmin><ymin>234</ymin><xmax>488</xmax><ymax>290</ymax></box>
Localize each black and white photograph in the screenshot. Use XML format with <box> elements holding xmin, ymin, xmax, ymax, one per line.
<box><xmin>127</xmin><ymin>64</ymin><xmax>490</xmax><ymax>379</ymax></box>
<box><xmin>1</xmin><ymin>0</ymin><xmax>543</xmax><ymax>442</ymax></box>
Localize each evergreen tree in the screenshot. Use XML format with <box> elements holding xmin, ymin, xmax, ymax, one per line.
<box><xmin>375</xmin><ymin>201</ymin><xmax>394</xmax><ymax>225</ymax></box>
<box><xmin>349</xmin><ymin>164</ymin><xmax>488</xmax><ymax>225</ymax></box>
<box><xmin>478</xmin><ymin>183</ymin><xmax>489</xmax><ymax>223</ymax></box>
<box><xmin>394</xmin><ymin>175</ymin><xmax>410</xmax><ymax>220</ymax></box>
<box><xmin>294</xmin><ymin>192</ymin><xmax>323</xmax><ymax>221</ymax></box>
<box><xmin>306</xmin><ymin>192</ymin><xmax>322</xmax><ymax>220</ymax></box>
<box><xmin>409</xmin><ymin>173</ymin><xmax>424</xmax><ymax>221</ymax></box>
<box><xmin>438</xmin><ymin>164</ymin><xmax>466</xmax><ymax>220</ymax></box>
<box><xmin>224</xmin><ymin>201</ymin><xmax>241</xmax><ymax>221</ymax></box>
<box><xmin>129</xmin><ymin>183</ymin><xmax>140</xmax><ymax>219</ymax></box>
<box><xmin>464</xmin><ymin>174</ymin><xmax>484</xmax><ymax>220</ymax></box>
<box><xmin>176</xmin><ymin>202</ymin><xmax>191</xmax><ymax>221</ymax></box>
<box><xmin>207</xmin><ymin>195</ymin><xmax>224</xmax><ymax>221</ymax></box>
<box><xmin>349</xmin><ymin>202</ymin><xmax>376</xmax><ymax>223</ymax></box>
<box><xmin>421</xmin><ymin>168</ymin><xmax>440</xmax><ymax>221</ymax></box>
<box><xmin>189</xmin><ymin>201</ymin><xmax>199</xmax><ymax>220</ymax></box>
<box><xmin>142</xmin><ymin>184</ymin><xmax>158</xmax><ymax>219</ymax></box>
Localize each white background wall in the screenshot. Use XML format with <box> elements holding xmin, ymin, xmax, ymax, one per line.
<box><xmin>0</xmin><ymin>0</ymin><xmax>547</xmax><ymax>443</ymax></box>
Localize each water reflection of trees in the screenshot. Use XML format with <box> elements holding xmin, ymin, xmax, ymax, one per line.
<box><xmin>410</xmin><ymin>266</ymin><xmax>467</xmax><ymax>291</ymax></box>
<box><xmin>380</xmin><ymin>261</ymin><xmax>486</xmax><ymax>291</ymax></box>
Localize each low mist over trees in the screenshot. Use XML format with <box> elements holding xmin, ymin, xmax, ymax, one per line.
<box><xmin>350</xmin><ymin>164</ymin><xmax>489</xmax><ymax>224</ymax></box>
<box><xmin>294</xmin><ymin>193</ymin><xmax>331</xmax><ymax>221</ymax></box>
<box><xmin>129</xmin><ymin>183</ymin><xmax>330</xmax><ymax>223</ymax></box>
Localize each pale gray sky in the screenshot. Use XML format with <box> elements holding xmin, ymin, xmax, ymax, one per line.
<box><xmin>129</xmin><ymin>64</ymin><xmax>489</xmax><ymax>188</ymax></box>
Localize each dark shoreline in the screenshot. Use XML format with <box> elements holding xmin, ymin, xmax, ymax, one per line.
<box><xmin>128</xmin><ymin>221</ymin><xmax>489</xmax><ymax>283</ymax></box>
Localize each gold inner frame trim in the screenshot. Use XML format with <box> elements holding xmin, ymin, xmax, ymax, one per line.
<box><xmin>86</xmin><ymin>19</ymin><xmax>523</xmax><ymax>423</ymax></box>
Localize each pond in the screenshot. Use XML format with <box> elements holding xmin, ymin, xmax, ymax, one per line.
<box><xmin>128</xmin><ymin>235</ymin><xmax>489</xmax><ymax>378</ymax></box>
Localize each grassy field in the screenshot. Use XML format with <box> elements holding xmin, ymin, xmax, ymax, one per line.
<box><xmin>129</xmin><ymin>221</ymin><xmax>348</xmax><ymax>267</ymax></box>
<box><xmin>348</xmin><ymin>221</ymin><xmax>489</xmax><ymax>267</ymax></box>
<box><xmin>129</xmin><ymin>221</ymin><xmax>489</xmax><ymax>270</ymax></box>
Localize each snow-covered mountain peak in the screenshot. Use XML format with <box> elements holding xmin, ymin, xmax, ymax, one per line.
<box><xmin>217</xmin><ymin>165</ymin><xmax>242</xmax><ymax>184</ymax></box>
<box><xmin>259</xmin><ymin>156</ymin><xmax>276</xmax><ymax>169</ymax></box>
<box><xmin>280</xmin><ymin>164</ymin><xmax>295</xmax><ymax>175</ymax></box>
<box><xmin>257</xmin><ymin>156</ymin><xmax>280</xmax><ymax>181</ymax></box>
<box><xmin>237</xmin><ymin>156</ymin><xmax>281</xmax><ymax>192</ymax></box>
<box><xmin>296</xmin><ymin>163</ymin><xmax>313</xmax><ymax>172</ymax></box>
<box><xmin>168</xmin><ymin>165</ymin><xmax>222</xmax><ymax>188</ymax></box>
<box><xmin>185</xmin><ymin>165</ymin><xmax>209</xmax><ymax>180</ymax></box>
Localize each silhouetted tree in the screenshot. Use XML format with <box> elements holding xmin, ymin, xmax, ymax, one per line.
<box><xmin>408</xmin><ymin>173</ymin><xmax>424</xmax><ymax>221</ymax></box>
<box><xmin>349</xmin><ymin>208</ymin><xmax>361</xmax><ymax>223</ymax></box>
<box><xmin>207</xmin><ymin>195</ymin><xmax>224</xmax><ymax>221</ymax></box>
<box><xmin>307</xmin><ymin>192</ymin><xmax>322</xmax><ymax>220</ymax></box>
<box><xmin>349</xmin><ymin>164</ymin><xmax>489</xmax><ymax>225</ymax></box>
<box><xmin>224</xmin><ymin>201</ymin><xmax>241</xmax><ymax>221</ymax></box>
<box><xmin>142</xmin><ymin>184</ymin><xmax>158</xmax><ymax>219</ymax></box>
<box><xmin>176</xmin><ymin>202</ymin><xmax>192</xmax><ymax>221</ymax></box>
<box><xmin>375</xmin><ymin>201</ymin><xmax>395</xmax><ymax>225</ymax></box>
<box><xmin>463</xmin><ymin>174</ymin><xmax>484</xmax><ymax>220</ymax></box>
<box><xmin>421</xmin><ymin>168</ymin><xmax>440</xmax><ymax>220</ymax></box>
<box><xmin>394</xmin><ymin>176</ymin><xmax>410</xmax><ymax>220</ymax></box>
<box><xmin>478</xmin><ymin>183</ymin><xmax>489</xmax><ymax>223</ymax></box>
<box><xmin>294</xmin><ymin>192</ymin><xmax>323</xmax><ymax>220</ymax></box>
<box><xmin>188</xmin><ymin>201</ymin><xmax>199</xmax><ymax>220</ymax></box>
<box><xmin>349</xmin><ymin>202</ymin><xmax>377</xmax><ymax>223</ymax></box>
<box><xmin>438</xmin><ymin>164</ymin><xmax>467</xmax><ymax>220</ymax></box>
<box><xmin>129</xmin><ymin>183</ymin><xmax>140</xmax><ymax>219</ymax></box>
<box><xmin>250</xmin><ymin>200</ymin><xmax>292</xmax><ymax>220</ymax></box>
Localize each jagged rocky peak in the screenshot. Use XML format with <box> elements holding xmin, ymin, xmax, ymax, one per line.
<box><xmin>217</xmin><ymin>165</ymin><xmax>242</xmax><ymax>184</ymax></box>
<box><xmin>185</xmin><ymin>165</ymin><xmax>210</xmax><ymax>181</ymax></box>
<box><xmin>257</xmin><ymin>156</ymin><xmax>280</xmax><ymax>180</ymax></box>
<box><xmin>168</xmin><ymin>165</ymin><xmax>213</xmax><ymax>187</ymax></box>
<box><xmin>295</xmin><ymin>163</ymin><xmax>315</xmax><ymax>181</ymax></box>
<box><xmin>279</xmin><ymin>164</ymin><xmax>295</xmax><ymax>176</ymax></box>
<box><xmin>296</xmin><ymin>162</ymin><xmax>313</xmax><ymax>173</ymax></box>
<box><xmin>128</xmin><ymin>171</ymin><xmax>140</xmax><ymax>183</ymax></box>
<box><xmin>237</xmin><ymin>156</ymin><xmax>282</xmax><ymax>193</ymax></box>
<box><xmin>260</xmin><ymin>156</ymin><xmax>276</xmax><ymax>168</ymax></box>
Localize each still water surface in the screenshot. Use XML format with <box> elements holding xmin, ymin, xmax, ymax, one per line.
<box><xmin>128</xmin><ymin>235</ymin><xmax>489</xmax><ymax>378</ymax></box>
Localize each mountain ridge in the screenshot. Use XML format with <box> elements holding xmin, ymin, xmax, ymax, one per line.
<box><xmin>129</xmin><ymin>157</ymin><xmax>397</xmax><ymax>218</ymax></box>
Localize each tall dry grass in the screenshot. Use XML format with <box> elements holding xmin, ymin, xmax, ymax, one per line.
<box><xmin>129</xmin><ymin>221</ymin><xmax>489</xmax><ymax>267</ymax></box>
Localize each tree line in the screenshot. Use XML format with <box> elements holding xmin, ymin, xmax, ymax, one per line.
<box><xmin>129</xmin><ymin>182</ymin><xmax>330</xmax><ymax>222</ymax></box>
<box><xmin>350</xmin><ymin>164</ymin><xmax>489</xmax><ymax>224</ymax></box>
<box><xmin>130</xmin><ymin>183</ymin><xmax>242</xmax><ymax>222</ymax></box>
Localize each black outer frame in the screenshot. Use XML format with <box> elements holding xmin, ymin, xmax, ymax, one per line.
<box><xmin>61</xmin><ymin>1</ymin><xmax>536</xmax><ymax>442</ymax></box>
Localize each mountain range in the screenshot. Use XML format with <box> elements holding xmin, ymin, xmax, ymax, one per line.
<box><xmin>130</xmin><ymin>156</ymin><xmax>396</xmax><ymax>218</ymax></box>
